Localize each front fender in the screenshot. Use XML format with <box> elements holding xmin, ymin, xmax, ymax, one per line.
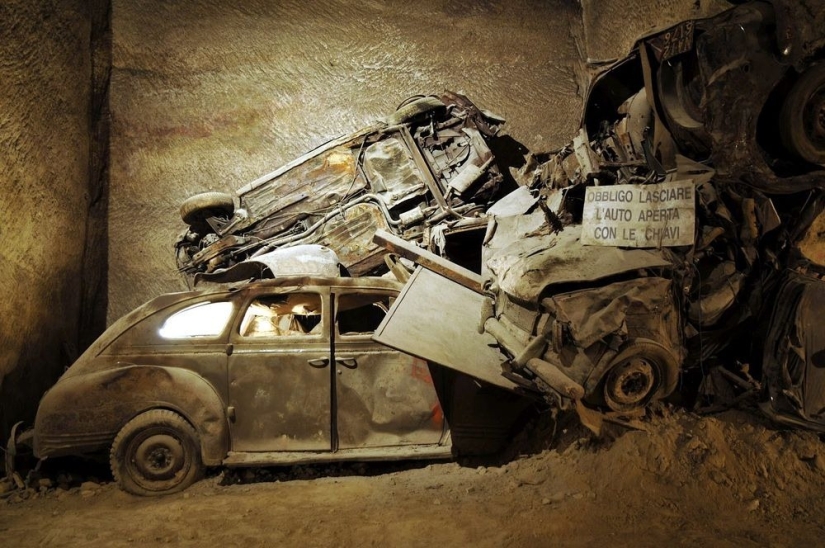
<box><xmin>34</xmin><ymin>365</ymin><xmax>229</xmax><ymax>465</ymax></box>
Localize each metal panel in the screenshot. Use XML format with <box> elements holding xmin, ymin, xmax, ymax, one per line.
<box><xmin>373</xmin><ymin>267</ymin><xmax>519</xmax><ymax>392</ymax></box>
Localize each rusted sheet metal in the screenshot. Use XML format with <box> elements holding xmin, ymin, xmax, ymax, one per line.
<box><xmin>373</xmin><ymin>267</ymin><xmax>520</xmax><ymax>393</ymax></box>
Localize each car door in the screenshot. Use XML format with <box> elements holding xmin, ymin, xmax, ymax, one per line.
<box><xmin>333</xmin><ymin>289</ymin><xmax>445</xmax><ymax>449</ymax></box>
<box><xmin>227</xmin><ymin>286</ymin><xmax>332</xmax><ymax>452</ymax></box>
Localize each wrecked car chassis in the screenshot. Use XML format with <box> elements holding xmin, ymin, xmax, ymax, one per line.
<box><xmin>373</xmin><ymin>1</ymin><xmax>825</xmax><ymax>426</ymax></box>
<box><xmin>175</xmin><ymin>91</ymin><xmax>506</xmax><ymax>283</ymax></box>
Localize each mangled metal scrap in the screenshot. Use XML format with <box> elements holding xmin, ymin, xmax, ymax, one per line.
<box><xmin>175</xmin><ymin>91</ymin><xmax>506</xmax><ymax>285</ymax></box>
<box><xmin>374</xmin><ymin>1</ymin><xmax>825</xmax><ymax>426</ymax></box>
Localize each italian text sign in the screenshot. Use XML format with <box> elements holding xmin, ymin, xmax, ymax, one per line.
<box><xmin>581</xmin><ymin>181</ymin><xmax>695</xmax><ymax>247</ymax></box>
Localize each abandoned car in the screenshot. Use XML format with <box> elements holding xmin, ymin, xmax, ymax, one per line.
<box><xmin>28</xmin><ymin>272</ymin><xmax>528</xmax><ymax>496</ymax></box>
<box><xmin>175</xmin><ymin>91</ymin><xmax>508</xmax><ymax>284</ymax></box>
<box><xmin>371</xmin><ymin>1</ymin><xmax>825</xmax><ymax>427</ymax></box>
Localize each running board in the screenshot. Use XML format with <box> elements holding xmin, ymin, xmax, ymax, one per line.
<box><xmin>223</xmin><ymin>444</ymin><xmax>454</xmax><ymax>467</ymax></box>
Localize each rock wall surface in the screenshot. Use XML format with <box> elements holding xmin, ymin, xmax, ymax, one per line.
<box><xmin>0</xmin><ymin>0</ymin><xmax>107</xmax><ymax>441</ymax></box>
<box><xmin>108</xmin><ymin>0</ymin><xmax>588</xmax><ymax>320</ymax></box>
<box><xmin>580</xmin><ymin>0</ymin><xmax>730</xmax><ymax>62</ymax></box>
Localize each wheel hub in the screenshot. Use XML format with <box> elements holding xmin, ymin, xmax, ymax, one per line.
<box><xmin>604</xmin><ymin>358</ymin><xmax>656</xmax><ymax>411</ymax></box>
<box><xmin>802</xmin><ymin>87</ymin><xmax>825</xmax><ymax>148</ymax></box>
<box><xmin>133</xmin><ymin>434</ymin><xmax>185</xmax><ymax>480</ymax></box>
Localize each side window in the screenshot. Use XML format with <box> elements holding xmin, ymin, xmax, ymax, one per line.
<box><xmin>240</xmin><ymin>293</ymin><xmax>323</xmax><ymax>338</ymax></box>
<box><xmin>159</xmin><ymin>301</ymin><xmax>234</xmax><ymax>339</ymax></box>
<box><xmin>336</xmin><ymin>293</ymin><xmax>391</xmax><ymax>336</ymax></box>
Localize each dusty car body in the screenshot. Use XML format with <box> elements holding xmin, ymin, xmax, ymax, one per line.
<box><xmin>372</xmin><ymin>1</ymin><xmax>825</xmax><ymax>422</ymax></box>
<box><xmin>175</xmin><ymin>91</ymin><xmax>506</xmax><ymax>284</ymax></box>
<box><xmin>31</xmin><ymin>275</ymin><xmax>528</xmax><ymax>495</ymax></box>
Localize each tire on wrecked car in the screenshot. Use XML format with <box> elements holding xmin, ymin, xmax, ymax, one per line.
<box><xmin>180</xmin><ymin>191</ymin><xmax>234</xmax><ymax>226</ymax></box>
<box><xmin>779</xmin><ymin>63</ymin><xmax>825</xmax><ymax>166</ymax></box>
<box><xmin>386</xmin><ymin>96</ymin><xmax>445</xmax><ymax>126</ymax></box>
<box><xmin>110</xmin><ymin>409</ymin><xmax>204</xmax><ymax>496</ymax></box>
<box><xmin>599</xmin><ymin>339</ymin><xmax>679</xmax><ymax>413</ymax></box>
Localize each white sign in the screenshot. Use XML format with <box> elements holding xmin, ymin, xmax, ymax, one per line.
<box><xmin>581</xmin><ymin>181</ymin><xmax>695</xmax><ymax>247</ymax></box>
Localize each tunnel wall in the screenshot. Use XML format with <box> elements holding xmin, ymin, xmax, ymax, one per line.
<box><xmin>0</xmin><ymin>0</ymin><xmax>109</xmax><ymax>443</ymax></box>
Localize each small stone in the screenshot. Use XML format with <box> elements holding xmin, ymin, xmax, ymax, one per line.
<box><xmin>39</xmin><ymin>478</ymin><xmax>53</xmax><ymax>489</ymax></box>
<box><xmin>81</xmin><ymin>489</ymin><xmax>96</xmax><ymax>499</ymax></box>
<box><xmin>812</xmin><ymin>454</ymin><xmax>824</xmax><ymax>473</ymax></box>
<box><xmin>541</xmin><ymin>498</ymin><xmax>551</xmax><ymax>505</ymax></box>
<box><xmin>494</xmin><ymin>467</ymin><xmax>508</xmax><ymax>476</ymax></box>
<box><xmin>747</xmin><ymin>499</ymin><xmax>760</xmax><ymax>512</ymax></box>
<box><xmin>572</xmin><ymin>492</ymin><xmax>584</xmax><ymax>500</ymax></box>
<box><xmin>476</xmin><ymin>467</ymin><xmax>487</xmax><ymax>475</ymax></box>
<box><xmin>183</xmin><ymin>493</ymin><xmax>191</xmax><ymax>499</ymax></box>
<box><xmin>433</xmin><ymin>499</ymin><xmax>442</xmax><ymax>506</ymax></box>
<box><xmin>80</xmin><ymin>481</ymin><xmax>99</xmax><ymax>492</ymax></box>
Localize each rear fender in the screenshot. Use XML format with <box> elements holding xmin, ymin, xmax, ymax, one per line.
<box><xmin>34</xmin><ymin>365</ymin><xmax>229</xmax><ymax>465</ymax></box>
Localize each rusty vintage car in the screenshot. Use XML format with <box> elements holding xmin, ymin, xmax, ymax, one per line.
<box><xmin>28</xmin><ymin>271</ymin><xmax>528</xmax><ymax>496</ymax></box>
<box><xmin>175</xmin><ymin>91</ymin><xmax>507</xmax><ymax>283</ymax></box>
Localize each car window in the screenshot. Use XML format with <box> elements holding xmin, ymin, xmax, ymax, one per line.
<box><xmin>159</xmin><ymin>301</ymin><xmax>234</xmax><ymax>339</ymax></box>
<box><xmin>336</xmin><ymin>293</ymin><xmax>392</xmax><ymax>336</ymax></box>
<box><xmin>240</xmin><ymin>293</ymin><xmax>323</xmax><ymax>338</ymax></box>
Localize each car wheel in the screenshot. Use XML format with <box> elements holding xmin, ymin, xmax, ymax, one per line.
<box><xmin>657</xmin><ymin>53</ymin><xmax>711</xmax><ymax>158</ymax></box>
<box><xmin>386</xmin><ymin>96</ymin><xmax>445</xmax><ymax>126</ymax></box>
<box><xmin>779</xmin><ymin>63</ymin><xmax>825</xmax><ymax>165</ymax></box>
<box><xmin>110</xmin><ymin>409</ymin><xmax>204</xmax><ymax>496</ymax></box>
<box><xmin>180</xmin><ymin>191</ymin><xmax>234</xmax><ymax>226</ymax></box>
<box><xmin>602</xmin><ymin>340</ymin><xmax>677</xmax><ymax>413</ymax></box>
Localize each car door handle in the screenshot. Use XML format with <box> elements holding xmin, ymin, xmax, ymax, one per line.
<box><xmin>307</xmin><ymin>358</ymin><xmax>330</xmax><ymax>368</ymax></box>
<box><xmin>336</xmin><ymin>358</ymin><xmax>357</xmax><ymax>369</ymax></box>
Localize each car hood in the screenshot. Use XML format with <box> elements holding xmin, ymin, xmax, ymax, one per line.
<box><xmin>484</xmin><ymin>216</ymin><xmax>673</xmax><ymax>304</ymax></box>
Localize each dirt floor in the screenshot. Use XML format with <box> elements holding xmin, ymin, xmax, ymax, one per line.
<box><xmin>3</xmin><ymin>407</ymin><xmax>824</xmax><ymax>547</ymax></box>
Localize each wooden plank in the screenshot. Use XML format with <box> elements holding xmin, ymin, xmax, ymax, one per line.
<box><xmin>372</xmin><ymin>228</ymin><xmax>483</xmax><ymax>293</ymax></box>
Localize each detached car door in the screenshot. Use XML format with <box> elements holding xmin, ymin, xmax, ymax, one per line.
<box><xmin>333</xmin><ymin>289</ymin><xmax>446</xmax><ymax>449</ymax></box>
<box><xmin>227</xmin><ymin>286</ymin><xmax>332</xmax><ymax>452</ymax></box>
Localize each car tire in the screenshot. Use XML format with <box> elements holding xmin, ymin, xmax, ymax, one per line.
<box><xmin>386</xmin><ymin>96</ymin><xmax>445</xmax><ymax>126</ymax></box>
<box><xmin>601</xmin><ymin>340</ymin><xmax>678</xmax><ymax>413</ymax></box>
<box><xmin>779</xmin><ymin>63</ymin><xmax>825</xmax><ymax>165</ymax></box>
<box><xmin>180</xmin><ymin>192</ymin><xmax>234</xmax><ymax>226</ymax></box>
<box><xmin>656</xmin><ymin>53</ymin><xmax>711</xmax><ymax>158</ymax></box>
<box><xmin>110</xmin><ymin>409</ymin><xmax>204</xmax><ymax>496</ymax></box>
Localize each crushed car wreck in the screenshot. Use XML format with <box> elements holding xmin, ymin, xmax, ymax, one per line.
<box><xmin>175</xmin><ymin>91</ymin><xmax>508</xmax><ymax>283</ymax></box>
<box><xmin>21</xmin><ymin>254</ymin><xmax>528</xmax><ymax>496</ymax></box>
<box><xmin>372</xmin><ymin>0</ymin><xmax>825</xmax><ymax>431</ymax></box>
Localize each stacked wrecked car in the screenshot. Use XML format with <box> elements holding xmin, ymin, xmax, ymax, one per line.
<box><xmin>385</xmin><ymin>0</ymin><xmax>825</xmax><ymax>428</ymax></box>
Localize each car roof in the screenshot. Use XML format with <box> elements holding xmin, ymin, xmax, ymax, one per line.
<box><xmin>209</xmin><ymin>275</ymin><xmax>404</xmax><ymax>293</ymax></box>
